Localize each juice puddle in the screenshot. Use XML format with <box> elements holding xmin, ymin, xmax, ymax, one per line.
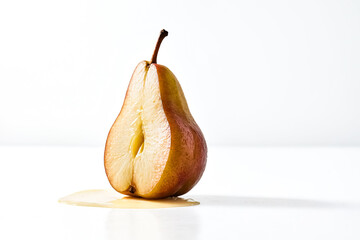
<box><xmin>58</xmin><ymin>189</ymin><xmax>199</xmax><ymax>209</ymax></box>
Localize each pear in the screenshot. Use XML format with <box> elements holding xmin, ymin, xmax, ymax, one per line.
<box><xmin>104</xmin><ymin>30</ymin><xmax>207</xmax><ymax>199</ymax></box>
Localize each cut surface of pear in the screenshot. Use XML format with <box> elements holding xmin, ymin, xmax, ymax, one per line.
<box><xmin>104</xmin><ymin>30</ymin><xmax>207</xmax><ymax>199</ymax></box>
<box><xmin>105</xmin><ymin>61</ymin><xmax>172</xmax><ymax>196</ymax></box>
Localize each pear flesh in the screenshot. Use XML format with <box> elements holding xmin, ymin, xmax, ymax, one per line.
<box><xmin>105</xmin><ymin>61</ymin><xmax>207</xmax><ymax>199</ymax></box>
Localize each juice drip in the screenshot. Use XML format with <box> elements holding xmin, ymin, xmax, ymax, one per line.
<box><xmin>59</xmin><ymin>189</ymin><xmax>199</xmax><ymax>209</ymax></box>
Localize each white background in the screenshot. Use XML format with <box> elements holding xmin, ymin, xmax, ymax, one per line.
<box><xmin>1</xmin><ymin>2</ymin><xmax>360</xmax><ymax>239</ymax></box>
<box><xmin>1</xmin><ymin>0</ymin><xmax>360</xmax><ymax>146</ymax></box>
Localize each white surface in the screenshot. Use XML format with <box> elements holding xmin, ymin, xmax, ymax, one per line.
<box><xmin>1</xmin><ymin>0</ymin><xmax>360</xmax><ymax>146</ymax></box>
<box><xmin>1</xmin><ymin>145</ymin><xmax>360</xmax><ymax>239</ymax></box>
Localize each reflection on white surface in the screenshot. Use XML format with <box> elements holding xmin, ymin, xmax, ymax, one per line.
<box><xmin>102</xmin><ymin>195</ymin><xmax>359</xmax><ymax>240</ymax></box>
<box><xmin>106</xmin><ymin>208</ymin><xmax>199</xmax><ymax>240</ymax></box>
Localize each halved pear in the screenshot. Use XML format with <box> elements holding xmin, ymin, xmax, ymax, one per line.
<box><xmin>104</xmin><ymin>30</ymin><xmax>207</xmax><ymax>199</ymax></box>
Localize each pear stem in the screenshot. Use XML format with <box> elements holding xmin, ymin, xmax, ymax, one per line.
<box><xmin>151</xmin><ymin>29</ymin><xmax>168</xmax><ymax>64</ymax></box>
